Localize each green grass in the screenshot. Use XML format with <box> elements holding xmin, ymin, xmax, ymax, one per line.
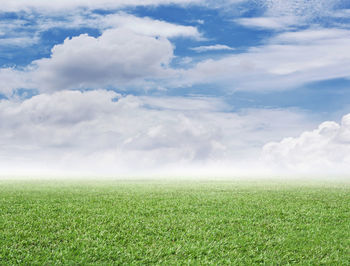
<box><xmin>0</xmin><ymin>179</ymin><xmax>349</xmax><ymax>264</ymax></box>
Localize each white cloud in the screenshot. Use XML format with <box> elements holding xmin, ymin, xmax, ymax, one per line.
<box><xmin>0</xmin><ymin>13</ymin><xmax>202</xmax><ymax>93</ymax></box>
<box><xmin>194</xmin><ymin>19</ymin><xmax>204</xmax><ymax>25</ymax></box>
<box><xmin>331</xmin><ymin>9</ymin><xmax>350</xmax><ymax>18</ymax></box>
<box><xmin>274</xmin><ymin>28</ymin><xmax>350</xmax><ymax>43</ymax></box>
<box><xmin>0</xmin><ymin>0</ymin><xmax>254</xmax><ymax>13</ymax></box>
<box><xmin>0</xmin><ymin>0</ymin><xmax>260</xmax><ymax>13</ymax></box>
<box><xmin>236</xmin><ymin>0</ymin><xmax>345</xmax><ymax>30</ymax></box>
<box><xmin>0</xmin><ymin>0</ymin><xmax>201</xmax><ymax>12</ymax></box>
<box><xmin>235</xmin><ymin>16</ymin><xmax>298</xmax><ymax>30</ymax></box>
<box><xmin>262</xmin><ymin>0</ymin><xmax>342</xmax><ymax>19</ymax></box>
<box><xmin>0</xmin><ymin>90</ymin><xmax>313</xmax><ymax>176</ymax></box>
<box><xmin>4</xmin><ymin>26</ymin><xmax>350</xmax><ymax>94</ymax></box>
<box><xmin>30</xmin><ymin>28</ymin><xmax>175</xmax><ymax>91</ymax></box>
<box><xmin>190</xmin><ymin>44</ymin><xmax>235</xmax><ymax>52</ymax></box>
<box><xmin>101</xmin><ymin>13</ymin><xmax>201</xmax><ymax>39</ymax></box>
<box><xmin>0</xmin><ymin>36</ymin><xmax>40</xmax><ymax>47</ymax></box>
<box><xmin>262</xmin><ymin>113</ymin><xmax>350</xmax><ymax>175</ymax></box>
<box><xmin>0</xmin><ymin>11</ymin><xmax>200</xmax><ymax>48</ymax></box>
<box><xmin>177</xmin><ymin>28</ymin><xmax>350</xmax><ymax>91</ymax></box>
<box><xmin>0</xmin><ymin>68</ymin><xmax>34</xmax><ymax>97</ymax></box>
<box><xmin>0</xmin><ymin>19</ymin><xmax>41</xmax><ymax>47</ymax></box>
<box><xmin>25</xmin><ymin>12</ymin><xmax>201</xmax><ymax>39</ymax></box>
<box><xmin>0</xmin><ymin>0</ymin><xmax>344</xmax><ymax>23</ymax></box>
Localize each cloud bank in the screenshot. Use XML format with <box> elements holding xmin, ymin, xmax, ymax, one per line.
<box><xmin>0</xmin><ymin>90</ymin><xmax>313</xmax><ymax>176</ymax></box>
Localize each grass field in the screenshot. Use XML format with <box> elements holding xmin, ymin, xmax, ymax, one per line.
<box><xmin>0</xmin><ymin>179</ymin><xmax>349</xmax><ymax>264</ymax></box>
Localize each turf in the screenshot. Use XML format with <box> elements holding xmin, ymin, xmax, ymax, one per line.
<box><xmin>0</xmin><ymin>179</ymin><xmax>349</xmax><ymax>264</ymax></box>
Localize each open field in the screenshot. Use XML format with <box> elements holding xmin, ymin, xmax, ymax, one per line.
<box><xmin>1</xmin><ymin>179</ymin><xmax>349</xmax><ymax>264</ymax></box>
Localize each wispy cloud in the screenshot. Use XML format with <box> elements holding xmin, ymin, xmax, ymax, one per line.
<box><xmin>0</xmin><ymin>11</ymin><xmax>201</xmax><ymax>49</ymax></box>
<box><xmin>101</xmin><ymin>13</ymin><xmax>201</xmax><ymax>39</ymax></box>
<box><xmin>236</xmin><ymin>0</ymin><xmax>346</xmax><ymax>30</ymax></box>
<box><xmin>190</xmin><ymin>44</ymin><xmax>235</xmax><ymax>52</ymax></box>
<box><xmin>0</xmin><ymin>0</ymin><xmax>201</xmax><ymax>12</ymax></box>
<box><xmin>261</xmin><ymin>0</ymin><xmax>342</xmax><ymax>20</ymax></box>
<box><xmin>0</xmin><ymin>36</ymin><xmax>40</xmax><ymax>47</ymax></box>
<box><xmin>177</xmin><ymin>28</ymin><xmax>350</xmax><ymax>91</ymax></box>
<box><xmin>235</xmin><ymin>16</ymin><xmax>298</xmax><ymax>30</ymax></box>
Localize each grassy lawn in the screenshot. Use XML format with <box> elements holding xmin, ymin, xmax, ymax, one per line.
<box><xmin>0</xmin><ymin>179</ymin><xmax>349</xmax><ymax>264</ymax></box>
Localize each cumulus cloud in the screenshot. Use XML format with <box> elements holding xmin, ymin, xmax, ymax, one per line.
<box><xmin>0</xmin><ymin>13</ymin><xmax>201</xmax><ymax>94</ymax></box>
<box><xmin>262</xmin><ymin>113</ymin><xmax>350</xmax><ymax>175</ymax></box>
<box><xmin>30</xmin><ymin>28</ymin><xmax>175</xmax><ymax>91</ymax></box>
<box><xmin>0</xmin><ymin>90</ymin><xmax>313</xmax><ymax>176</ymax></box>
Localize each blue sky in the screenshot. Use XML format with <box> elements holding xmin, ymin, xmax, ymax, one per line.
<box><xmin>1</xmin><ymin>0</ymin><xmax>350</xmax><ymax>176</ymax></box>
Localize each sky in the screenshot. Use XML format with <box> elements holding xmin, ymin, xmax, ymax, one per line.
<box><xmin>1</xmin><ymin>0</ymin><xmax>350</xmax><ymax>177</ymax></box>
